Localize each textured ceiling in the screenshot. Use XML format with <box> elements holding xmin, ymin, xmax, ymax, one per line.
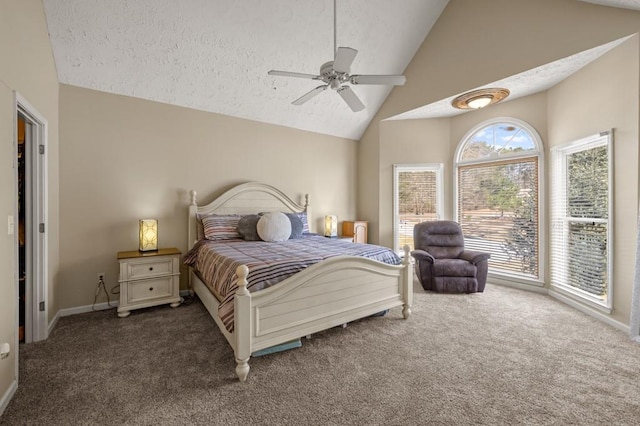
<box><xmin>42</xmin><ymin>0</ymin><xmax>449</xmax><ymax>140</ymax></box>
<box><xmin>579</xmin><ymin>0</ymin><xmax>640</xmax><ymax>10</ymax></box>
<box><xmin>42</xmin><ymin>0</ymin><xmax>639</xmax><ymax>140</ymax></box>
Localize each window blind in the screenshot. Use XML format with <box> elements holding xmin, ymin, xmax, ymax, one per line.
<box><xmin>394</xmin><ymin>166</ymin><xmax>441</xmax><ymax>253</ymax></box>
<box><xmin>458</xmin><ymin>157</ymin><xmax>539</xmax><ymax>278</ymax></box>
<box><xmin>551</xmin><ymin>134</ymin><xmax>611</xmax><ymax>305</ymax></box>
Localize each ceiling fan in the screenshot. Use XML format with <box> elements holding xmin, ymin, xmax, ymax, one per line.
<box><xmin>267</xmin><ymin>0</ymin><xmax>406</xmax><ymax>112</ymax></box>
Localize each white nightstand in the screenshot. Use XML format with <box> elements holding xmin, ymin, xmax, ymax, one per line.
<box><xmin>117</xmin><ymin>248</ymin><xmax>181</xmax><ymax>318</ymax></box>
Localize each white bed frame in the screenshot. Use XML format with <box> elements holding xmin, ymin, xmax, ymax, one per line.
<box><xmin>187</xmin><ymin>182</ymin><xmax>412</xmax><ymax>381</ymax></box>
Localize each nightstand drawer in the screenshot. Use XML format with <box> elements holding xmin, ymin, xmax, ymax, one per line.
<box><xmin>127</xmin><ymin>259</ymin><xmax>173</xmax><ymax>280</ymax></box>
<box><xmin>128</xmin><ymin>277</ymin><xmax>173</xmax><ymax>303</ymax></box>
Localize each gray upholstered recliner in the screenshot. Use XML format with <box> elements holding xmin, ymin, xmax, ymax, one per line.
<box><xmin>411</xmin><ymin>220</ymin><xmax>490</xmax><ymax>293</ymax></box>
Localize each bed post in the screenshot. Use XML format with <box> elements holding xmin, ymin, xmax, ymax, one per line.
<box><xmin>402</xmin><ymin>245</ymin><xmax>413</xmax><ymax>319</ymax></box>
<box><xmin>304</xmin><ymin>193</ymin><xmax>312</xmax><ymax>233</ymax></box>
<box><xmin>188</xmin><ymin>190</ymin><xmax>198</xmax><ymax>293</ymax></box>
<box><xmin>234</xmin><ymin>264</ymin><xmax>251</xmax><ymax>382</ymax></box>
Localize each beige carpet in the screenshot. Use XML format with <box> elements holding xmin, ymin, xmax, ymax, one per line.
<box><xmin>2</xmin><ymin>283</ymin><xmax>640</xmax><ymax>425</ymax></box>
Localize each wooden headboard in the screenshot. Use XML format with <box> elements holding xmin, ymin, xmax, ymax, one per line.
<box><xmin>188</xmin><ymin>182</ymin><xmax>311</xmax><ymax>249</ymax></box>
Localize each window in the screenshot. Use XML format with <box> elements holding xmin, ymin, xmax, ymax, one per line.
<box><xmin>551</xmin><ymin>131</ymin><xmax>613</xmax><ymax>310</ymax></box>
<box><xmin>393</xmin><ymin>164</ymin><xmax>443</xmax><ymax>254</ymax></box>
<box><xmin>455</xmin><ymin>119</ymin><xmax>542</xmax><ymax>280</ymax></box>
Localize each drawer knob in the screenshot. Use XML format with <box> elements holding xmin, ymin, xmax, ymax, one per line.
<box><xmin>149</xmin><ymin>287</ymin><xmax>154</xmax><ymax>291</ymax></box>
<box><xmin>149</xmin><ymin>267</ymin><xmax>153</xmax><ymax>271</ymax></box>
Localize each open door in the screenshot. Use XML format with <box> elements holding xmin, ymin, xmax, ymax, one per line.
<box><xmin>15</xmin><ymin>94</ymin><xmax>48</xmax><ymax>344</ymax></box>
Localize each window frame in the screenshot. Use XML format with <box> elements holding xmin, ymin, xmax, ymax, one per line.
<box><xmin>550</xmin><ymin>130</ymin><xmax>614</xmax><ymax>312</ymax></box>
<box><xmin>454</xmin><ymin>117</ymin><xmax>545</xmax><ymax>287</ymax></box>
<box><xmin>393</xmin><ymin>163</ymin><xmax>444</xmax><ymax>255</ymax></box>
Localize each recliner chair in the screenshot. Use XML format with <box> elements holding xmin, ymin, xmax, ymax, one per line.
<box><xmin>411</xmin><ymin>220</ymin><xmax>490</xmax><ymax>293</ymax></box>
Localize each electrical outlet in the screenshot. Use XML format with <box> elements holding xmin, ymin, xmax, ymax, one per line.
<box><xmin>97</xmin><ymin>272</ymin><xmax>105</xmax><ymax>282</ymax></box>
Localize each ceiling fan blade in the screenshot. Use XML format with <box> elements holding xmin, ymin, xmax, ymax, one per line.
<box><xmin>337</xmin><ymin>86</ymin><xmax>365</xmax><ymax>112</ymax></box>
<box><xmin>350</xmin><ymin>75</ymin><xmax>407</xmax><ymax>86</ymax></box>
<box><xmin>268</xmin><ymin>70</ymin><xmax>320</xmax><ymax>80</ymax></box>
<box><xmin>292</xmin><ymin>85</ymin><xmax>328</xmax><ymax>105</ymax></box>
<box><xmin>333</xmin><ymin>47</ymin><xmax>358</xmax><ymax>73</ymax></box>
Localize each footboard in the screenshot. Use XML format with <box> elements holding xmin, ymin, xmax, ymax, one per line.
<box><xmin>233</xmin><ymin>247</ymin><xmax>412</xmax><ymax>381</ymax></box>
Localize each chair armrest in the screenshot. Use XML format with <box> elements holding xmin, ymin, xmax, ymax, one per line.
<box><xmin>460</xmin><ymin>250</ymin><xmax>491</xmax><ymax>265</ymax></box>
<box><xmin>411</xmin><ymin>249</ymin><xmax>435</xmax><ymax>264</ymax></box>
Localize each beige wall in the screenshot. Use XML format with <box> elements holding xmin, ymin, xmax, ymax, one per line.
<box><xmin>378</xmin><ymin>118</ymin><xmax>451</xmax><ymax>247</ymax></box>
<box><xmin>547</xmin><ymin>36</ymin><xmax>640</xmax><ymax>325</ymax></box>
<box><xmin>360</xmin><ymin>0</ymin><xmax>640</xmax><ymax>245</ymax></box>
<box><xmin>376</xmin><ymin>93</ymin><xmax>549</xmax><ymax>249</ymax></box>
<box><xmin>0</xmin><ymin>0</ymin><xmax>59</xmax><ymax>410</ymax></box>
<box><xmin>369</xmin><ymin>23</ymin><xmax>638</xmax><ymax>327</ymax></box>
<box><xmin>58</xmin><ymin>84</ymin><xmax>358</xmax><ymax>309</ymax></box>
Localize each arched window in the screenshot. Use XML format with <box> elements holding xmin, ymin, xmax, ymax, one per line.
<box><xmin>455</xmin><ymin>118</ymin><xmax>542</xmax><ymax>281</ymax></box>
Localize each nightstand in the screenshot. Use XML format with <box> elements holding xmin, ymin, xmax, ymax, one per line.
<box><xmin>117</xmin><ymin>248</ymin><xmax>181</xmax><ymax>318</ymax></box>
<box><xmin>342</xmin><ymin>221</ymin><xmax>368</xmax><ymax>244</ymax></box>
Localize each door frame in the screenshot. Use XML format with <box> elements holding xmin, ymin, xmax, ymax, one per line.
<box><xmin>15</xmin><ymin>92</ymin><xmax>48</xmax><ymax>343</ymax></box>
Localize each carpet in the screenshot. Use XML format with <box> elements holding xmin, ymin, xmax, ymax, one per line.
<box><xmin>2</xmin><ymin>283</ymin><xmax>640</xmax><ymax>425</ymax></box>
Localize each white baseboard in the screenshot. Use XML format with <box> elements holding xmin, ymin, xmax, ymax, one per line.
<box><xmin>488</xmin><ymin>279</ymin><xmax>548</xmax><ymax>294</ymax></box>
<box><xmin>48</xmin><ymin>310</ymin><xmax>60</xmax><ymax>337</ymax></box>
<box><xmin>548</xmin><ymin>290</ymin><xmax>630</xmax><ymax>334</ymax></box>
<box><xmin>57</xmin><ymin>301</ymin><xmax>119</xmax><ymax>318</ymax></box>
<box><xmin>47</xmin><ymin>292</ymin><xmax>191</xmax><ymax>334</ymax></box>
<box><xmin>0</xmin><ymin>379</ymin><xmax>18</xmax><ymax>417</ymax></box>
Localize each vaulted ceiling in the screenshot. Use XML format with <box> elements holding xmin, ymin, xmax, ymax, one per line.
<box><xmin>42</xmin><ymin>0</ymin><xmax>639</xmax><ymax>140</ymax></box>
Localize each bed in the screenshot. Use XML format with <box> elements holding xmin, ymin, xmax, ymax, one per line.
<box><xmin>186</xmin><ymin>182</ymin><xmax>413</xmax><ymax>381</ymax></box>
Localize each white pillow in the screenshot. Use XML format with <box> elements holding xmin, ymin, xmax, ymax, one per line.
<box><xmin>257</xmin><ymin>212</ymin><xmax>292</xmax><ymax>242</ymax></box>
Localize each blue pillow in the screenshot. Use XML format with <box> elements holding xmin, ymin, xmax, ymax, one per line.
<box><xmin>285</xmin><ymin>213</ymin><xmax>304</xmax><ymax>239</ymax></box>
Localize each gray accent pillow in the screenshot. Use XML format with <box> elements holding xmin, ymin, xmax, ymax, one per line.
<box><xmin>237</xmin><ymin>214</ymin><xmax>262</xmax><ymax>241</ymax></box>
<box><xmin>285</xmin><ymin>213</ymin><xmax>304</xmax><ymax>239</ymax></box>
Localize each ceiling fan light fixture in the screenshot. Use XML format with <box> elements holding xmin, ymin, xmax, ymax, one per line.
<box><xmin>451</xmin><ymin>88</ymin><xmax>510</xmax><ymax>110</ymax></box>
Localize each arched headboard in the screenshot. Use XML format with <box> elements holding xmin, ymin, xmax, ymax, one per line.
<box><xmin>188</xmin><ymin>182</ymin><xmax>311</xmax><ymax>249</ymax></box>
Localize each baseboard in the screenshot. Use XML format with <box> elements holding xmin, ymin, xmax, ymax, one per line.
<box><xmin>48</xmin><ymin>293</ymin><xmax>191</xmax><ymax>333</ymax></box>
<box><xmin>548</xmin><ymin>290</ymin><xmax>630</xmax><ymax>334</ymax></box>
<box><xmin>48</xmin><ymin>309</ymin><xmax>60</xmax><ymax>337</ymax></box>
<box><xmin>57</xmin><ymin>300</ymin><xmax>119</xmax><ymax>318</ymax></box>
<box><xmin>488</xmin><ymin>279</ymin><xmax>548</xmax><ymax>294</ymax></box>
<box><xmin>0</xmin><ymin>379</ymin><xmax>18</xmax><ymax>417</ymax></box>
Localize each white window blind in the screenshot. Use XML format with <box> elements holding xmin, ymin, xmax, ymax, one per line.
<box><xmin>393</xmin><ymin>164</ymin><xmax>442</xmax><ymax>253</ymax></box>
<box><xmin>458</xmin><ymin>157</ymin><xmax>539</xmax><ymax>278</ymax></box>
<box><xmin>551</xmin><ymin>132</ymin><xmax>612</xmax><ymax>308</ymax></box>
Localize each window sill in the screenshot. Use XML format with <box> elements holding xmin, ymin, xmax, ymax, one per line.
<box><xmin>549</xmin><ymin>285</ymin><xmax>612</xmax><ymax>314</ymax></box>
<box><xmin>488</xmin><ymin>271</ymin><xmax>545</xmax><ymax>289</ymax></box>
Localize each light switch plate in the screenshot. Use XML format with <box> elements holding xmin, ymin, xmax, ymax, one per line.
<box><xmin>7</xmin><ymin>215</ymin><xmax>14</xmax><ymax>235</ymax></box>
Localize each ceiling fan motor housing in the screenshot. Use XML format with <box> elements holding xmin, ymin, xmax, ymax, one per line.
<box><xmin>320</xmin><ymin>60</ymin><xmax>349</xmax><ymax>89</ymax></box>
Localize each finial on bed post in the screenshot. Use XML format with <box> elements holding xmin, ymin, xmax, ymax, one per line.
<box><xmin>236</xmin><ymin>265</ymin><xmax>250</xmax><ymax>296</ymax></box>
<box><xmin>403</xmin><ymin>245</ymin><xmax>411</xmax><ymax>264</ymax></box>
<box><xmin>304</xmin><ymin>194</ymin><xmax>310</xmax><ymax>209</ymax></box>
<box><xmin>190</xmin><ymin>190</ymin><xmax>197</xmax><ymax>206</ymax></box>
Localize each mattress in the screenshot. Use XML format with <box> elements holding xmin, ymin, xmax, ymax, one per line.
<box><xmin>184</xmin><ymin>235</ymin><xmax>401</xmax><ymax>332</ymax></box>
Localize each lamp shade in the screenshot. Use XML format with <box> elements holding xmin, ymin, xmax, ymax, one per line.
<box><xmin>139</xmin><ymin>219</ymin><xmax>158</xmax><ymax>251</ymax></box>
<box><xmin>324</xmin><ymin>215</ymin><xmax>338</xmax><ymax>237</ymax></box>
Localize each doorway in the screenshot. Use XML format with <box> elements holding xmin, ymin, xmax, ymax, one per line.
<box><xmin>15</xmin><ymin>94</ymin><xmax>48</xmax><ymax>343</ymax></box>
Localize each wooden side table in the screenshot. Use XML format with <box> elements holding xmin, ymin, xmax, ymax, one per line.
<box><xmin>117</xmin><ymin>248</ymin><xmax>181</xmax><ymax>318</ymax></box>
<box><xmin>342</xmin><ymin>221</ymin><xmax>368</xmax><ymax>244</ymax></box>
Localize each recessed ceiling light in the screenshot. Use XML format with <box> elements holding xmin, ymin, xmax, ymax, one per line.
<box><xmin>452</xmin><ymin>88</ymin><xmax>510</xmax><ymax>110</ymax></box>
